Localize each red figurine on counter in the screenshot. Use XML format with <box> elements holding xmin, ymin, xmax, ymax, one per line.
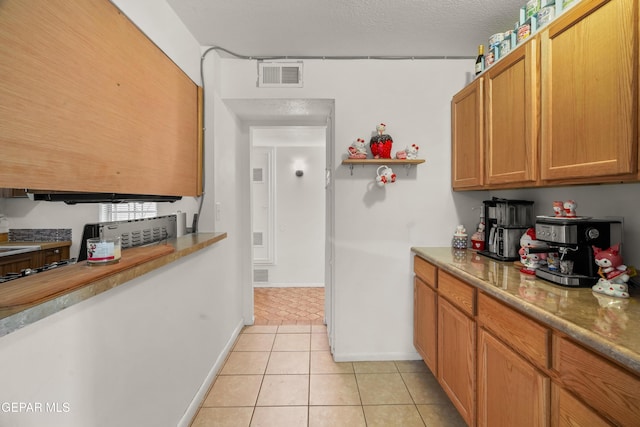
<box><xmin>518</xmin><ymin>228</ymin><xmax>548</xmax><ymax>275</ymax></box>
<box><xmin>592</xmin><ymin>244</ymin><xmax>631</xmax><ymax>298</ymax></box>
<box><xmin>370</xmin><ymin>123</ymin><xmax>393</xmax><ymax>159</ymax></box>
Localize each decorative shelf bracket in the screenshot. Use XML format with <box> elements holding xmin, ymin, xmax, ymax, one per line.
<box><xmin>342</xmin><ymin>159</ymin><xmax>425</xmax><ymax>176</ymax></box>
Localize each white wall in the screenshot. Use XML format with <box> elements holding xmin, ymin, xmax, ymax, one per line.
<box><xmin>0</xmin><ymin>245</ymin><xmax>241</xmax><ymax>427</ymax></box>
<box><xmin>215</xmin><ymin>57</ymin><xmax>486</xmax><ymax>361</ymax></box>
<box><xmin>490</xmin><ymin>184</ymin><xmax>640</xmax><ymax>265</ymax></box>
<box><xmin>252</xmin><ymin>127</ymin><xmax>326</xmax><ymax>287</ymax></box>
<box><xmin>272</xmin><ymin>145</ymin><xmax>325</xmax><ymax>286</ymax></box>
<box><xmin>0</xmin><ymin>3</ymin><xmax>246</xmax><ymax>426</ymax></box>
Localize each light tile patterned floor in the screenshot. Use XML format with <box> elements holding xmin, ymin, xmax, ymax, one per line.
<box><xmin>190</xmin><ymin>324</ymin><xmax>467</xmax><ymax>427</ymax></box>
<box><xmin>254</xmin><ymin>287</ymin><xmax>325</xmax><ymax>325</ymax></box>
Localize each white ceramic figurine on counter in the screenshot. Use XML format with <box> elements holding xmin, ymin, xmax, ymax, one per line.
<box><xmin>563</xmin><ymin>200</ymin><xmax>577</xmax><ymax>218</ymax></box>
<box><xmin>592</xmin><ymin>244</ymin><xmax>631</xmax><ymax>298</ymax></box>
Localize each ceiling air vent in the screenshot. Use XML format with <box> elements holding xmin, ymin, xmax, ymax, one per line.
<box><xmin>258</xmin><ymin>62</ymin><xmax>303</xmax><ymax>88</ymax></box>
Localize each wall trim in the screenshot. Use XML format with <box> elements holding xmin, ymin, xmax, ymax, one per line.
<box><xmin>178</xmin><ymin>318</ymin><xmax>245</xmax><ymax>427</ymax></box>
<box><xmin>333</xmin><ymin>351</ymin><xmax>422</xmax><ymax>363</ymax></box>
<box><xmin>253</xmin><ymin>283</ymin><xmax>325</xmax><ymax>288</ymax></box>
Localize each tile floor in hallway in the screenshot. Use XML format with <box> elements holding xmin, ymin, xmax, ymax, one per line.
<box><xmin>190</xmin><ymin>324</ymin><xmax>467</xmax><ymax>427</ymax></box>
<box><xmin>253</xmin><ymin>287</ymin><xmax>325</xmax><ymax>325</ymax></box>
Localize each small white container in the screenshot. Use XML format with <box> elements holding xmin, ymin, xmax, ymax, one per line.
<box><xmin>87</xmin><ymin>237</ymin><xmax>121</xmax><ymax>265</ymax></box>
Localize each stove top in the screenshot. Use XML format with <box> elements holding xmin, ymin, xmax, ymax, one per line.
<box><xmin>0</xmin><ymin>258</ymin><xmax>77</xmax><ymax>283</ymax></box>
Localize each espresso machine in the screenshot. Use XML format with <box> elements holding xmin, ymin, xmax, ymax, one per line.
<box><xmin>534</xmin><ymin>217</ymin><xmax>623</xmax><ymax>287</ymax></box>
<box><xmin>480</xmin><ymin>198</ymin><xmax>535</xmax><ymax>261</ymax></box>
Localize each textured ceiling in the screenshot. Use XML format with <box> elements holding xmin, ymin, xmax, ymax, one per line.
<box><xmin>166</xmin><ymin>0</ymin><xmax>526</xmax><ymax>58</ymax></box>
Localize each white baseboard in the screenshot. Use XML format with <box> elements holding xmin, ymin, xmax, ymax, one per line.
<box><xmin>178</xmin><ymin>319</ymin><xmax>245</xmax><ymax>427</ymax></box>
<box><xmin>253</xmin><ymin>283</ymin><xmax>325</xmax><ymax>288</ymax></box>
<box><xmin>332</xmin><ymin>351</ymin><xmax>422</xmax><ymax>362</ymax></box>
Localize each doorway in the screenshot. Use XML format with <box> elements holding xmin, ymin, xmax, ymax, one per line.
<box><xmin>250</xmin><ymin>126</ymin><xmax>326</xmax><ymax>324</ymax></box>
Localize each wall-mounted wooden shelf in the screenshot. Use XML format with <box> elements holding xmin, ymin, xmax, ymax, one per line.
<box><xmin>342</xmin><ymin>158</ymin><xmax>425</xmax><ymax>175</ymax></box>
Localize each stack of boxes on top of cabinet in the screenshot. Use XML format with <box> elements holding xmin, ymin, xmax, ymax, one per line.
<box><xmin>480</xmin><ymin>0</ymin><xmax>580</xmax><ymax>73</ymax></box>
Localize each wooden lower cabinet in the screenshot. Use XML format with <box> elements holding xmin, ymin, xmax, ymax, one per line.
<box><xmin>0</xmin><ymin>244</ymin><xmax>71</xmax><ymax>276</ymax></box>
<box><xmin>478</xmin><ymin>327</ymin><xmax>550</xmax><ymax>427</ymax></box>
<box><xmin>554</xmin><ymin>335</ymin><xmax>640</xmax><ymax>426</ymax></box>
<box><xmin>414</xmin><ymin>276</ymin><xmax>437</xmax><ymax>373</ymax></box>
<box><xmin>413</xmin><ymin>254</ymin><xmax>640</xmax><ymax>427</ymax></box>
<box><xmin>0</xmin><ymin>252</ymin><xmax>36</xmax><ymax>276</ymax></box>
<box><xmin>551</xmin><ymin>383</ymin><xmax>612</xmax><ymax>427</ymax></box>
<box><xmin>438</xmin><ymin>296</ymin><xmax>476</xmax><ymax>426</ymax></box>
<box><xmin>38</xmin><ymin>246</ymin><xmax>70</xmax><ymax>265</ymax></box>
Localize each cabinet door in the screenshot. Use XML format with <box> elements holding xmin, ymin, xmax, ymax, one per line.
<box><xmin>414</xmin><ymin>277</ymin><xmax>437</xmax><ymax>374</ymax></box>
<box><xmin>452</xmin><ymin>78</ymin><xmax>484</xmax><ymax>189</ymax></box>
<box><xmin>485</xmin><ymin>41</ymin><xmax>538</xmax><ymax>186</ymax></box>
<box><xmin>555</xmin><ymin>335</ymin><xmax>640</xmax><ymax>426</ymax></box>
<box><xmin>551</xmin><ymin>383</ymin><xmax>613</xmax><ymax>427</ymax></box>
<box><xmin>478</xmin><ymin>327</ymin><xmax>550</xmax><ymax>427</ymax></box>
<box><xmin>41</xmin><ymin>246</ymin><xmax>70</xmax><ymax>265</ymax></box>
<box><xmin>540</xmin><ymin>0</ymin><xmax>637</xmax><ymax>181</ymax></box>
<box><xmin>438</xmin><ymin>296</ymin><xmax>475</xmax><ymax>426</ymax></box>
<box><xmin>0</xmin><ymin>252</ymin><xmax>35</xmax><ymax>276</ymax></box>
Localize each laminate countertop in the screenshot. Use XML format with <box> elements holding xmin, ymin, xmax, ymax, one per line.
<box><xmin>411</xmin><ymin>247</ymin><xmax>640</xmax><ymax>376</ymax></box>
<box><xmin>0</xmin><ymin>232</ymin><xmax>227</xmax><ymax>337</ymax></box>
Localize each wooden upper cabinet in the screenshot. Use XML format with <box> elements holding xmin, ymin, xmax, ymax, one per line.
<box><xmin>0</xmin><ymin>0</ymin><xmax>202</xmax><ymax>196</ymax></box>
<box><xmin>485</xmin><ymin>40</ymin><xmax>539</xmax><ymax>186</ymax></box>
<box><xmin>452</xmin><ymin>78</ymin><xmax>484</xmax><ymax>190</ymax></box>
<box><xmin>540</xmin><ymin>0</ymin><xmax>637</xmax><ymax>182</ymax></box>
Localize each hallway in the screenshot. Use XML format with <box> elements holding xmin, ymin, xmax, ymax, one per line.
<box><xmin>254</xmin><ymin>287</ymin><xmax>325</xmax><ymax>325</ymax></box>
<box><xmin>190</xmin><ymin>324</ymin><xmax>466</xmax><ymax>427</ymax></box>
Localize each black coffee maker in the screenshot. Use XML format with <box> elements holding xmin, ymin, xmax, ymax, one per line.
<box><xmin>480</xmin><ymin>197</ymin><xmax>535</xmax><ymax>261</ymax></box>
<box><xmin>534</xmin><ymin>217</ymin><xmax>623</xmax><ymax>287</ymax></box>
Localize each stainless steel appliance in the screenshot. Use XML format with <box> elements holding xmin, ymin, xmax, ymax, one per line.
<box><xmin>77</xmin><ymin>215</ymin><xmax>177</xmax><ymax>261</ymax></box>
<box><xmin>480</xmin><ymin>198</ymin><xmax>535</xmax><ymax>261</ymax></box>
<box><xmin>534</xmin><ymin>216</ymin><xmax>623</xmax><ymax>287</ymax></box>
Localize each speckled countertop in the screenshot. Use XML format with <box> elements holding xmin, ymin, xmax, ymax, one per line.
<box><xmin>411</xmin><ymin>247</ymin><xmax>640</xmax><ymax>376</ymax></box>
<box><xmin>0</xmin><ymin>233</ymin><xmax>227</xmax><ymax>337</ymax></box>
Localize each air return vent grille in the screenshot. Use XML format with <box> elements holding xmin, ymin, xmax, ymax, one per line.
<box><xmin>254</xmin><ymin>269</ymin><xmax>269</xmax><ymax>282</ymax></box>
<box><xmin>258</xmin><ymin>62</ymin><xmax>303</xmax><ymax>87</ymax></box>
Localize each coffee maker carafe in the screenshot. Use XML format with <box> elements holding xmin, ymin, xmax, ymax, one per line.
<box><xmin>480</xmin><ymin>197</ymin><xmax>535</xmax><ymax>261</ymax></box>
<box><xmin>534</xmin><ymin>217</ymin><xmax>623</xmax><ymax>287</ymax></box>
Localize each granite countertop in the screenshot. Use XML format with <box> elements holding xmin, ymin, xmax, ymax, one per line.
<box><xmin>411</xmin><ymin>247</ymin><xmax>640</xmax><ymax>376</ymax></box>
<box><xmin>0</xmin><ymin>232</ymin><xmax>227</xmax><ymax>337</ymax></box>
